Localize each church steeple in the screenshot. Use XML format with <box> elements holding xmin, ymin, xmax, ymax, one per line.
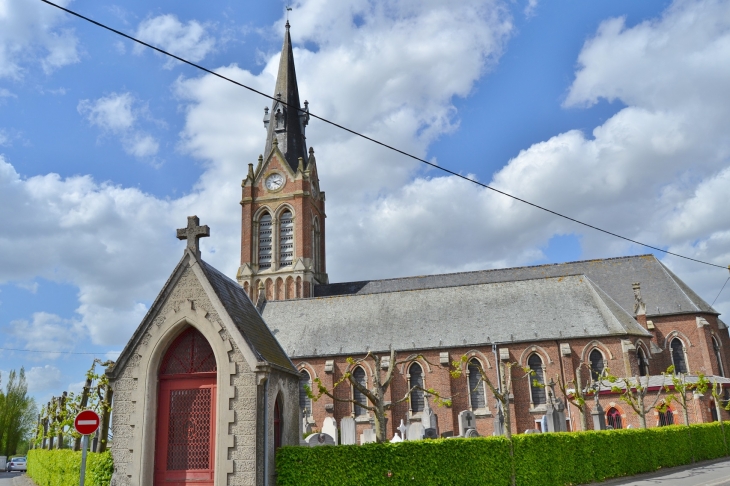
<box><xmin>263</xmin><ymin>21</ymin><xmax>310</xmax><ymax>173</ymax></box>
<box><xmin>238</xmin><ymin>21</ymin><xmax>327</xmax><ymax>301</ymax></box>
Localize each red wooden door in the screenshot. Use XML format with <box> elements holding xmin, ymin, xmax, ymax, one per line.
<box><xmin>155</xmin><ymin>328</ymin><xmax>217</xmax><ymax>486</ymax></box>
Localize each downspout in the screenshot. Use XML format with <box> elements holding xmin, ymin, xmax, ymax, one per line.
<box><xmin>492</xmin><ymin>343</ymin><xmax>502</xmax><ymax>394</ymax></box>
<box><xmin>263</xmin><ymin>377</ymin><xmax>269</xmax><ymax>486</ymax></box>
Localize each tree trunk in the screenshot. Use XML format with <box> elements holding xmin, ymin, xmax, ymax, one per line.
<box><xmin>74</xmin><ymin>374</ymin><xmax>94</xmax><ymax>451</ymax></box>
<box><xmin>500</xmin><ymin>362</ymin><xmax>512</xmax><ymax>440</ymax></box>
<box><xmin>639</xmin><ymin>411</ymin><xmax>647</xmax><ymax>429</ymax></box>
<box><xmin>98</xmin><ymin>385</ymin><xmax>114</xmax><ymax>452</ymax></box>
<box><xmin>683</xmin><ymin>405</ymin><xmax>690</xmax><ymax>426</ymax></box>
<box><xmin>373</xmin><ymin>403</ymin><xmax>388</xmax><ymax>443</ymax></box>
<box><xmin>575</xmin><ymin>368</ymin><xmax>587</xmax><ymax>431</ymax></box>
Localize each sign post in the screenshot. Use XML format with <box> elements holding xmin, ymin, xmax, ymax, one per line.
<box><xmin>74</xmin><ymin>410</ymin><xmax>100</xmax><ymax>486</ymax></box>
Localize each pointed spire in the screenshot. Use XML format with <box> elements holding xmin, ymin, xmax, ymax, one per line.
<box><xmin>263</xmin><ymin>22</ymin><xmax>309</xmax><ymax>172</ymax></box>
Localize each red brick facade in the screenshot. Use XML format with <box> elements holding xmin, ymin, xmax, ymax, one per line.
<box><xmin>294</xmin><ymin>311</ymin><xmax>730</xmax><ymax>440</ymax></box>
<box><xmin>236</xmin><ymin>143</ymin><xmax>327</xmax><ymax>299</ymax></box>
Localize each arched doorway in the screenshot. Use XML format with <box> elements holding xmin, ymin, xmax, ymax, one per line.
<box><xmin>155</xmin><ymin>327</ymin><xmax>217</xmax><ymax>485</ymax></box>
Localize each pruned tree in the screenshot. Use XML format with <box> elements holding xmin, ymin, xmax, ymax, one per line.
<box><xmin>606</xmin><ymin>370</ymin><xmax>666</xmax><ymax>429</ymax></box>
<box><xmin>308</xmin><ymin>349</ymin><xmax>449</xmax><ymax>443</ymax></box>
<box><xmin>451</xmin><ymin>355</ymin><xmax>535</xmax><ymax>440</ymax></box>
<box><xmin>661</xmin><ymin>368</ymin><xmax>709</xmax><ymax>426</ymax></box>
<box><xmin>555</xmin><ymin>362</ymin><xmax>596</xmax><ymax>431</ymax></box>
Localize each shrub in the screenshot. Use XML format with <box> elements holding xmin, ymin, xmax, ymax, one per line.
<box><xmin>278</xmin><ymin>422</ymin><xmax>730</xmax><ymax>486</ymax></box>
<box><xmin>27</xmin><ymin>449</ymin><xmax>113</xmax><ymax>486</ymax></box>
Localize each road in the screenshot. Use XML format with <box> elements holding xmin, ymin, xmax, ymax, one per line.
<box><xmin>596</xmin><ymin>459</ymin><xmax>730</xmax><ymax>486</ymax></box>
<box><xmin>0</xmin><ymin>471</ymin><xmax>25</xmax><ymax>485</ymax></box>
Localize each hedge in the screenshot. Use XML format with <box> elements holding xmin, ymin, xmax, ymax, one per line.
<box><xmin>27</xmin><ymin>449</ymin><xmax>114</xmax><ymax>486</ymax></box>
<box><xmin>277</xmin><ymin>422</ymin><xmax>730</xmax><ymax>486</ymax></box>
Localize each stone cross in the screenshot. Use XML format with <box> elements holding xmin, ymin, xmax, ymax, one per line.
<box><xmin>177</xmin><ymin>216</ymin><xmax>210</xmax><ymax>257</ymax></box>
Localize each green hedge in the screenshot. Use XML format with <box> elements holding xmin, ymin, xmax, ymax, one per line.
<box><xmin>277</xmin><ymin>437</ymin><xmax>512</xmax><ymax>486</ymax></box>
<box><xmin>27</xmin><ymin>449</ymin><xmax>113</xmax><ymax>486</ymax></box>
<box><xmin>277</xmin><ymin>422</ymin><xmax>730</xmax><ymax>486</ymax></box>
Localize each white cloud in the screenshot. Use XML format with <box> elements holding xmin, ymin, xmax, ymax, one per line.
<box><xmin>134</xmin><ymin>14</ymin><xmax>215</xmax><ymax>69</ymax></box>
<box><xmin>26</xmin><ymin>365</ymin><xmax>63</xmax><ymax>394</ymax></box>
<box><xmin>8</xmin><ymin>312</ymin><xmax>77</xmax><ymax>358</ymax></box>
<box><xmin>0</xmin><ymin>0</ymin><xmax>79</xmax><ymax>79</ymax></box>
<box><xmin>78</xmin><ymin>92</ymin><xmax>160</xmax><ymax>159</ymax></box>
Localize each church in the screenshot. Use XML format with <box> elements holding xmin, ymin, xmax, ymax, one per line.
<box><xmin>107</xmin><ymin>22</ymin><xmax>730</xmax><ymax>486</ymax></box>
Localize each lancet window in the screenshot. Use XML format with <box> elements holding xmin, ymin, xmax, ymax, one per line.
<box><xmin>467</xmin><ymin>359</ymin><xmax>486</xmax><ymax>410</ymax></box>
<box><xmin>258</xmin><ymin>213</ymin><xmax>273</xmax><ymax>269</ymax></box>
<box><xmin>637</xmin><ymin>347</ymin><xmax>649</xmax><ymax>377</ymax></box>
<box><xmin>352</xmin><ymin>367</ymin><xmax>368</xmax><ymax>416</ymax></box>
<box><xmin>590</xmin><ymin>349</ymin><xmax>605</xmax><ymax>381</ymax></box>
<box><xmin>528</xmin><ymin>354</ymin><xmax>546</xmax><ymax>406</ymax></box>
<box><xmin>670</xmin><ymin>338</ymin><xmax>688</xmax><ymax>374</ymax></box>
<box><xmin>408</xmin><ymin>363</ymin><xmax>424</xmax><ymax>414</ymax></box>
<box><xmin>713</xmin><ymin>337</ymin><xmax>725</xmax><ymax>377</ymax></box>
<box><xmin>299</xmin><ymin>370</ymin><xmax>312</xmax><ymax>415</ymax></box>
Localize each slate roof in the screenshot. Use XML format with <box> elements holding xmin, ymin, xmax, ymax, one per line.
<box><xmin>262</xmin><ymin>274</ymin><xmax>651</xmax><ymax>358</ymax></box>
<box><xmin>263</xmin><ymin>22</ymin><xmax>308</xmax><ymax>172</ymax></box>
<box><xmin>314</xmin><ymin>254</ymin><xmax>717</xmax><ymax>318</ymax></box>
<box><xmin>109</xmin><ymin>251</ymin><xmax>295</xmax><ymax>379</ymax></box>
<box><xmin>200</xmin><ymin>260</ymin><xmax>295</xmax><ymax>372</ymax></box>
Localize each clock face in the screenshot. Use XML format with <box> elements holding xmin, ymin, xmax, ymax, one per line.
<box><xmin>265</xmin><ymin>173</ymin><xmax>285</xmax><ymax>191</ymax></box>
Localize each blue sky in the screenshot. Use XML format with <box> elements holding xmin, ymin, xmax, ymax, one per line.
<box><xmin>1</xmin><ymin>0</ymin><xmax>729</xmax><ymax>404</ymax></box>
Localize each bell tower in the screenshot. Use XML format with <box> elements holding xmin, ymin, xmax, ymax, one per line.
<box><xmin>237</xmin><ymin>22</ymin><xmax>327</xmax><ymax>301</ymax></box>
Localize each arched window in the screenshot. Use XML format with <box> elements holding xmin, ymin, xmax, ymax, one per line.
<box><xmin>274</xmin><ymin>398</ymin><xmax>282</xmax><ymax>450</ymax></box>
<box><xmin>670</xmin><ymin>338</ymin><xmax>688</xmax><ymax>374</ymax></box>
<box><xmin>467</xmin><ymin>359</ymin><xmax>486</xmax><ymax>410</ymax></box>
<box><xmin>279</xmin><ymin>210</ymin><xmax>294</xmax><ymax>267</ymax></box>
<box><xmin>713</xmin><ymin>337</ymin><xmax>725</xmax><ymax>377</ymax></box>
<box><xmin>258</xmin><ymin>213</ymin><xmax>272</xmax><ymax>269</ymax></box>
<box><xmin>408</xmin><ymin>363</ymin><xmax>424</xmax><ymax>413</ymax></box>
<box><xmin>352</xmin><ymin>367</ymin><xmax>368</xmax><ymax>416</ymax></box>
<box><xmin>528</xmin><ymin>354</ymin><xmax>546</xmax><ymax>406</ymax></box>
<box><xmin>637</xmin><ymin>347</ymin><xmax>649</xmax><ymax>377</ymax></box>
<box><xmin>299</xmin><ymin>370</ymin><xmax>312</xmax><ymax>415</ymax></box>
<box><xmin>606</xmin><ymin>408</ymin><xmax>622</xmax><ymax>429</ymax></box>
<box><xmin>590</xmin><ymin>349</ymin><xmax>605</xmax><ymax>381</ymax></box>
<box><xmin>658</xmin><ymin>406</ymin><xmax>674</xmax><ymax>426</ymax></box>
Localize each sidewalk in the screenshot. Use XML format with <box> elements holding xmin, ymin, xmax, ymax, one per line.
<box><xmin>12</xmin><ymin>476</ymin><xmax>36</xmax><ymax>486</ymax></box>
<box><xmin>590</xmin><ymin>458</ymin><xmax>730</xmax><ymax>486</ymax></box>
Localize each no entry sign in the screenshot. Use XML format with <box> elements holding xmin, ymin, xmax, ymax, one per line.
<box><xmin>74</xmin><ymin>410</ymin><xmax>100</xmax><ymax>436</ymax></box>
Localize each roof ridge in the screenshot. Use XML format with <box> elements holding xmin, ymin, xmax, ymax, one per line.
<box><xmin>318</xmin><ymin>254</ymin><xmax>658</xmax><ymax>289</ymax></box>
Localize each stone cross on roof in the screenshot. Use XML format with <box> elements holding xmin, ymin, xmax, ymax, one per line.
<box><xmin>177</xmin><ymin>215</ymin><xmax>210</xmax><ymax>258</ymax></box>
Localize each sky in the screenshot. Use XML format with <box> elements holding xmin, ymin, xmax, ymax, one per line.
<box><xmin>1</xmin><ymin>0</ymin><xmax>729</xmax><ymax>405</ymax></box>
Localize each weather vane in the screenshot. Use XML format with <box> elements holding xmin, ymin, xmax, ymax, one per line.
<box><xmin>286</xmin><ymin>5</ymin><xmax>292</xmax><ymax>22</ymax></box>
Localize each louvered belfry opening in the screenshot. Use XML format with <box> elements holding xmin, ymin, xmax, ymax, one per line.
<box><xmin>279</xmin><ymin>210</ymin><xmax>294</xmax><ymax>267</ymax></box>
<box><xmin>258</xmin><ymin>213</ymin><xmax>273</xmax><ymax>269</ymax></box>
<box><xmin>155</xmin><ymin>327</ymin><xmax>217</xmax><ymax>486</ymax></box>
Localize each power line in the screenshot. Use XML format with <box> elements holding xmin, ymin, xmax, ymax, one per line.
<box><xmin>712</xmin><ymin>275</ymin><xmax>730</xmax><ymax>307</ymax></box>
<box><xmin>0</xmin><ymin>347</ymin><xmax>111</xmax><ymax>355</ymax></box>
<box><xmin>40</xmin><ymin>0</ymin><xmax>728</xmax><ymax>271</ymax></box>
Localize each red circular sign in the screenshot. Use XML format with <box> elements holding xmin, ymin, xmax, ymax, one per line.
<box><xmin>74</xmin><ymin>410</ymin><xmax>100</xmax><ymax>435</ymax></box>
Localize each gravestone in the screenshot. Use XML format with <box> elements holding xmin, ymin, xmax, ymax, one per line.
<box><xmin>422</xmin><ymin>396</ymin><xmax>438</xmax><ymax>438</ymax></box>
<box><xmin>390</xmin><ymin>432</ymin><xmax>403</xmax><ymax>443</ymax></box>
<box><xmin>592</xmin><ymin>399</ymin><xmax>606</xmax><ymax>431</ymax></box>
<box><xmin>545</xmin><ymin>393</ymin><xmax>567</xmax><ymax>433</ymax></box>
<box><xmin>305</xmin><ymin>433</ymin><xmax>335</xmax><ymax>446</ymax></box>
<box><xmin>458</xmin><ymin>410</ymin><xmax>476</xmax><ymax>437</ymax></box>
<box><xmin>464</xmin><ymin>428</ymin><xmax>480</xmax><ymax>438</ymax></box>
<box><xmin>340</xmin><ymin>417</ymin><xmax>356</xmax><ymax>445</ymax></box>
<box><xmin>397</xmin><ymin>419</ymin><xmax>407</xmax><ymax>440</ymax></box>
<box><xmin>406</xmin><ymin>422</ymin><xmax>425</xmax><ymax>441</ymax></box>
<box><xmin>322</xmin><ymin>417</ymin><xmax>338</xmax><ymax>445</ymax></box>
<box><xmin>524</xmin><ymin>429</ymin><xmax>541</xmax><ymax>434</ymax></box>
<box><xmin>494</xmin><ymin>405</ymin><xmax>504</xmax><ymax>436</ymax></box>
<box><xmin>360</xmin><ymin>428</ymin><xmax>376</xmax><ymax>444</ymax></box>
<box><xmin>424</xmin><ymin>428</ymin><xmax>439</xmax><ymax>439</ymax></box>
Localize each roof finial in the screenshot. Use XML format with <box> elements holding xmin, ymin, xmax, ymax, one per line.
<box><xmin>286</xmin><ymin>6</ymin><xmax>292</xmax><ymax>26</ymax></box>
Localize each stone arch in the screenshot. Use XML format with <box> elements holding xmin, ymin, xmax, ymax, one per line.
<box><xmin>351</xmin><ymin>365</ymin><xmax>369</xmax><ymax>417</ymax></box>
<box><xmin>285</xmin><ymin>277</ymin><xmax>295</xmax><ymax>299</ymax></box>
<box><xmin>464</xmin><ymin>349</ymin><xmax>492</xmax><ymax>369</ymax></box>
<box><xmin>275</xmin><ymin>277</ymin><xmax>284</xmax><ymax>301</ymax></box>
<box><xmin>634</xmin><ymin>339</ymin><xmax>652</xmax><ymax>358</ymax></box>
<box><xmin>526</xmin><ymin>352</ymin><xmax>547</xmax><ymax>407</ymax></box>
<box><xmin>130</xmin><ymin>300</ymin><xmax>238</xmax><ymax>486</ymax></box>
<box><xmin>407</xmin><ymin>361</ymin><xmax>425</xmax><ymax>414</ymax></box>
<box><xmin>253</xmin><ymin>205</ymin><xmax>274</xmax><ymax>221</ymax></box>
<box><xmin>519</xmin><ymin>345</ymin><xmax>553</xmax><ymax>367</ymax></box>
<box><xmin>274</xmin><ymin>203</ymin><xmax>296</xmax><ymax>219</ymax></box>
<box><xmin>465</xmin><ymin>356</ymin><xmax>488</xmax><ymax>411</ymax></box>
<box><xmin>664</xmin><ymin>330</ymin><xmax>693</xmax><ymax>349</ymax></box>
<box><xmin>398</xmin><ymin>355</ymin><xmax>432</xmax><ymax>374</ymax></box>
<box><xmin>580</xmin><ymin>340</ymin><xmax>614</xmax><ymax>362</ymax></box>
<box><xmin>265</xmin><ymin>278</ymin><xmax>273</xmax><ymax>301</ymax></box>
<box><xmin>669</xmin><ymin>336</ymin><xmax>690</xmax><ymax>373</ymax></box>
